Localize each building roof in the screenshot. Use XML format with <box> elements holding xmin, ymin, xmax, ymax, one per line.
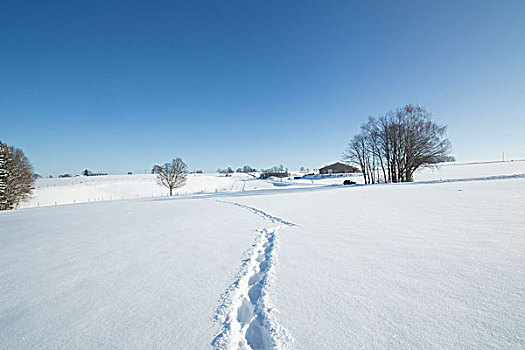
<box><xmin>318</xmin><ymin>162</ymin><xmax>355</xmax><ymax>171</ymax></box>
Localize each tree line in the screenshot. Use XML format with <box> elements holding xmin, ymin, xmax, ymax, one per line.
<box><xmin>343</xmin><ymin>105</ymin><xmax>452</xmax><ymax>184</ymax></box>
<box><xmin>260</xmin><ymin>165</ymin><xmax>289</xmax><ymax>179</ymax></box>
<box><xmin>217</xmin><ymin>165</ymin><xmax>257</xmax><ymax>176</ymax></box>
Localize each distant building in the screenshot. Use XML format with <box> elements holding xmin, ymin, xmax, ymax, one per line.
<box><xmin>152</xmin><ymin>165</ymin><xmax>162</xmax><ymax>174</ymax></box>
<box><xmin>318</xmin><ymin>162</ymin><xmax>358</xmax><ymax>174</ymax></box>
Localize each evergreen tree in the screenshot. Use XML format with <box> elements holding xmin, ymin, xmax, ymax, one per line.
<box><xmin>0</xmin><ymin>142</ymin><xmax>8</xmax><ymax>210</ymax></box>
<box><xmin>0</xmin><ymin>141</ymin><xmax>34</xmax><ymax>210</ymax></box>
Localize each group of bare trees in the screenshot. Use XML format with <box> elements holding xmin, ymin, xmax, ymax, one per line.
<box><xmin>343</xmin><ymin>105</ymin><xmax>452</xmax><ymax>184</ymax></box>
<box><xmin>0</xmin><ymin>141</ymin><xmax>35</xmax><ymax>210</ymax></box>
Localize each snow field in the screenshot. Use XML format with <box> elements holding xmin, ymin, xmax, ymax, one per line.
<box><xmin>2</xmin><ymin>159</ymin><xmax>525</xmax><ymax>349</ymax></box>
<box><xmin>0</xmin><ymin>199</ymin><xmax>273</xmax><ymax>349</ymax></box>
<box><xmin>232</xmin><ymin>177</ymin><xmax>525</xmax><ymax>348</ymax></box>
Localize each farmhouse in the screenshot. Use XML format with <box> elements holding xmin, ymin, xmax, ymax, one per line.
<box><xmin>319</xmin><ymin>162</ymin><xmax>358</xmax><ymax>174</ymax></box>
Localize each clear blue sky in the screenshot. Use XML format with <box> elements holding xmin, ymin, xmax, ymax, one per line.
<box><xmin>1</xmin><ymin>1</ymin><xmax>524</xmax><ymax>175</ymax></box>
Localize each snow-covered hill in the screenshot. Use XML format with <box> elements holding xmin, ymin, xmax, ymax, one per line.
<box><xmin>2</xmin><ymin>160</ymin><xmax>525</xmax><ymax>349</ymax></box>
<box><xmin>23</xmin><ymin>160</ymin><xmax>525</xmax><ymax>209</ymax></box>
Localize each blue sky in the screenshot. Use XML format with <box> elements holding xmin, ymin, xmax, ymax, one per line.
<box><xmin>1</xmin><ymin>1</ymin><xmax>524</xmax><ymax>175</ymax></box>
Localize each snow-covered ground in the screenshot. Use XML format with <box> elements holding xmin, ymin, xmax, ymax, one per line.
<box><xmin>415</xmin><ymin>159</ymin><xmax>525</xmax><ymax>181</ymax></box>
<box><xmin>2</xmin><ymin>160</ymin><xmax>524</xmax><ymax>349</ymax></box>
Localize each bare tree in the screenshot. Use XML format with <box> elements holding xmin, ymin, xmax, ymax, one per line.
<box><xmin>382</xmin><ymin>105</ymin><xmax>451</xmax><ymax>182</ymax></box>
<box><xmin>343</xmin><ymin>133</ymin><xmax>369</xmax><ymax>183</ymax></box>
<box><xmin>156</xmin><ymin>158</ymin><xmax>188</xmax><ymax>196</ymax></box>
<box><xmin>0</xmin><ymin>141</ymin><xmax>35</xmax><ymax>210</ymax></box>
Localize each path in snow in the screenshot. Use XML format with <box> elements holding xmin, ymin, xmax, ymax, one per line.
<box><xmin>230</xmin><ymin>180</ymin><xmax>247</xmax><ymax>192</ymax></box>
<box><xmin>212</xmin><ymin>200</ymin><xmax>295</xmax><ymax>350</ymax></box>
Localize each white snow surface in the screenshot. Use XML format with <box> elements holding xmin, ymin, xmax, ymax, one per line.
<box><xmin>1</xmin><ymin>200</ymin><xmax>275</xmax><ymax>349</ymax></box>
<box><xmin>2</xmin><ymin>160</ymin><xmax>525</xmax><ymax>349</ymax></box>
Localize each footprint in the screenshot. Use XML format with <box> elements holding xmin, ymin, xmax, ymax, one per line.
<box><xmin>237</xmin><ymin>298</ymin><xmax>253</xmax><ymax>324</ymax></box>
<box><xmin>248</xmin><ymin>281</ymin><xmax>263</xmax><ymax>304</ymax></box>
<box><xmin>246</xmin><ymin>316</ymin><xmax>273</xmax><ymax>349</ymax></box>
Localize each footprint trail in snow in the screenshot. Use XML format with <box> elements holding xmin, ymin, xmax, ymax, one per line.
<box><xmin>212</xmin><ymin>200</ymin><xmax>295</xmax><ymax>350</ymax></box>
